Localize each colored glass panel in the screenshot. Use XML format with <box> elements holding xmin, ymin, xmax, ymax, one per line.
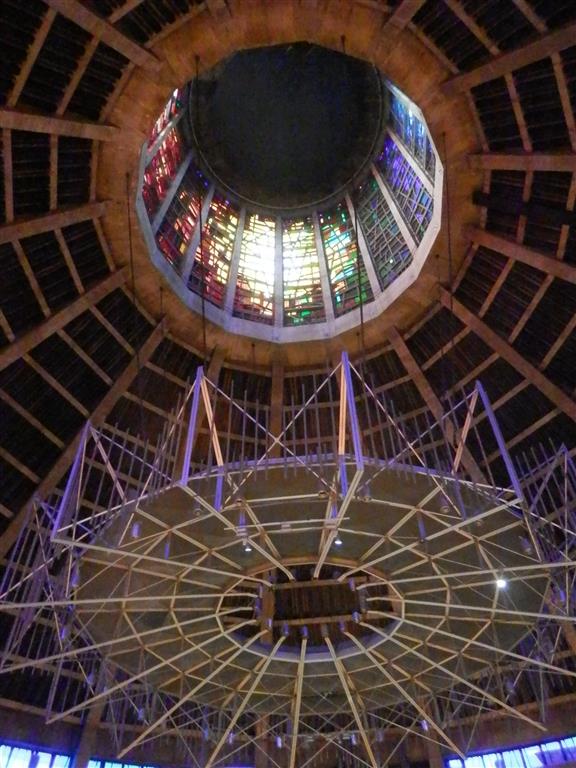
<box><xmin>446</xmin><ymin>735</ymin><xmax>576</xmax><ymax>768</ymax></box>
<box><xmin>189</xmin><ymin>193</ymin><xmax>239</xmax><ymax>308</ymax></box>
<box><xmin>233</xmin><ymin>214</ymin><xmax>276</xmax><ymax>324</ymax></box>
<box><xmin>377</xmin><ymin>137</ymin><xmax>433</xmax><ymax>243</ymax></box>
<box><xmin>319</xmin><ymin>204</ymin><xmax>373</xmax><ymax>317</ymax></box>
<box><xmin>282</xmin><ymin>217</ymin><xmax>325</xmax><ymax>326</ymax></box>
<box><xmin>148</xmin><ymin>88</ymin><xmax>184</xmax><ymax>148</ymax></box>
<box><xmin>0</xmin><ymin>746</ymin><xmax>70</xmax><ymax>768</ymax></box>
<box><xmin>389</xmin><ymin>90</ymin><xmax>435</xmax><ymax>179</ymax></box>
<box><xmin>156</xmin><ymin>164</ymin><xmax>206</xmax><ymax>272</ymax></box>
<box><xmin>142</xmin><ymin>127</ymin><xmax>183</xmax><ymax>218</ymax></box>
<box><xmin>356</xmin><ymin>175</ymin><xmax>412</xmax><ymax>290</ymax></box>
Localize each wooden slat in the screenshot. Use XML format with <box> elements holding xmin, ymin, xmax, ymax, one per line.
<box><xmin>55</xmin><ymin>229</ymin><xmax>84</xmax><ymax>293</ymax></box>
<box><xmin>0</xmin><ymin>268</ymin><xmax>126</xmax><ymax>371</ymax></box>
<box><xmin>57</xmin><ymin>37</ymin><xmax>99</xmax><ymax>116</ymax></box>
<box><xmin>0</xmin><ymin>309</ymin><xmax>15</xmax><ymax>342</ymax></box>
<box><xmin>551</xmin><ymin>53</ymin><xmax>576</xmax><ymax>152</ymax></box>
<box><xmin>2</xmin><ymin>129</ymin><xmax>14</xmax><ymax>223</ymax></box>
<box><xmin>13</xmin><ymin>240</ymin><xmax>50</xmax><ymax>317</ymax></box>
<box><xmin>24</xmin><ymin>354</ymin><xmax>89</xmax><ymax>417</ymax></box>
<box><xmin>49</xmin><ymin>134</ymin><xmax>58</xmax><ymax>211</ymax></box>
<box><xmin>382</xmin><ymin>0</ymin><xmax>427</xmax><ymax>30</ymax></box>
<box><xmin>0</xmin><ymin>107</ymin><xmax>121</xmax><ymax>141</ymax></box>
<box><xmin>0</xmin><ymin>202</ymin><xmax>108</xmax><ymax>244</ymax></box>
<box><xmin>0</xmin><ymin>319</ymin><xmax>166</xmax><ymax>558</ymax></box>
<box><xmin>109</xmin><ymin>0</ymin><xmax>147</xmax><ymax>23</ymax></box>
<box><xmin>58</xmin><ymin>329</ymin><xmax>113</xmax><ymax>385</ymax></box>
<box><xmin>7</xmin><ymin>9</ymin><xmax>58</xmax><ymax>107</ymax></box>
<box><xmin>0</xmin><ymin>389</ymin><xmax>64</xmax><ymax>448</ymax></box>
<box><xmin>439</xmin><ymin>289</ymin><xmax>576</xmax><ymax>422</ymax></box>
<box><xmin>43</xmin><ymin>0</ymin><xmax>162</xmax><ymax>72</ymax></box>
<box><xmin>511</xmin><ymin>0</ymin><xmax>547</xmax><ymax>33</ymax></box>
<box><xmin>0</xmin><ymin>447</ymin><xmax>40</xmax><ymax>484</ymax></box>
<box><xmin>465</xmin><ymin>226</ymin><xmax>576</xmax><ymax>284</ymax></box>
<box><xmin>441</xmin><ymin>21</ymin><xmax>576</xmax><ymax>95</ymax></box>
<box><xmin>469</xmin><ymin>152</ymin><xmax>576</xmax><ymax>172</ymax></box>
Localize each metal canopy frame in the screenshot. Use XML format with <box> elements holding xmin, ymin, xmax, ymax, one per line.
<box><xmin>0</xmin><ymin>353</ymin><xmax>575</xmax><ymax>767</ymax></box>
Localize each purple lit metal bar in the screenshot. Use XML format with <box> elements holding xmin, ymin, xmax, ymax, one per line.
<box><xmin>180</xmin><ymin>367</ymin><xmax>204</xmax><ymax>484</ymax></box>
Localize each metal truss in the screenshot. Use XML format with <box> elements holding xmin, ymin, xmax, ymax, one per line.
<box><xmin>0</xmin><ymin>353</ymin><xmax>575</xmax><ymax>768</ymax></box>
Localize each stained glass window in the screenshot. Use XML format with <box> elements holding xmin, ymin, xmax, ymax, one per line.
<box><xmin>148</xmin><ymin>88</ymin><xmax>184</xmax><ymax>148</ymax></box>
<box><xmin>377</xmin><ymin>138</ymin><xmax>433</xmax><ymax>244</ymax></box>
<box><xmin>445</xmin><ymin>735</ymin><xmax>576</xmax><ymax>768</ymax></box>
<box><xmin>188</xmin><ymin>193</ymin><xmax>239</xmax><ymax>308</ymax></box>
<box><xmin>156</xmin><ymin>164</ymin><xmax>206</xmax><ymax>272</ymax></box>
<box><xmin>233</xmin><ymin>214</ymin><xmax>276</xmax><ymax>324</ymax></box>
<box><xmin>388</xmin><ymin>91</ymin><xmax>435</xmax><ymax>179</ymax></box>
<box><xmin>0</xmin><ymin>745</ymin><xmax>70</xmax><ymax>768</ymax></box>
<box><xmin>142</xmin><ymin>128</ymin><xmax>183</xmax><ymax>218</ymax></box>
<box><xmin>282</xmin><ymin>217</ymin><xmax>325</xmax><ymax>326</ymax></box>
<box><xmin>356</xmin><ymin>176</ymin><xmax>412</xmax><ymax>290</ymax></box>
<box><xmin>319</xmin><ymin>204</ymin><xmax>373</xmax><ymax>317</ymax></box>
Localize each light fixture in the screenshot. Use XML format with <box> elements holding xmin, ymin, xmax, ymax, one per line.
<box><xmin>243</xmin><ymin>540</ymin><xmax>252</xmax><ymax>553</ymax></box>
<box><xmin>334</xmin><ymin>533</ymin><xmax>343</xmax><ymax>547</ymax></box>
<box><xmin>496</xmin><ymin>577</ymin><xmax>507</xmax><ymax>589</ymax></box>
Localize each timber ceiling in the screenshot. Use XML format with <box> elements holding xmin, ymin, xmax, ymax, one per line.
<box><xmin>0</xmin><ymin>0</ymin><xmax>575</xmax><ymax>738</ymax></box>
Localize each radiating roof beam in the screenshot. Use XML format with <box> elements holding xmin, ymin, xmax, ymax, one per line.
<box><xmin>442</xmin><ymin>21</ymin><xmax>576</xmax><ymax>95</ymax></box>
<box><xmin>469</xmin><ymin>152</ymin><xmax>576</xmax><ymax>172</ymax></box>
<box><xmin>0</xmin><ymin>202</ymin><xmax>108</xmax><ymax>245</ymax></box>
<box><xmin>0</xmin><ymin>108</ymin><xmax>121</xmax><ymax>141</ymax></box>
<box><xmin>465</xmin><ymin>226</ymin><xmax>576</xmax><ymax>284</ymax></box>
<box><xmin>387</xmin><ymin>326</ymin><xmax>485</xmax><ymax>484</ymax></box>
<box><xmin>43</xmin><ymin>0</ymin><xmax>162</xmax><ymax>72</ymax></box>
<box><xmin>0</xmin><ymin>319</ymin><xmax>166</xmax><ymax>559</ymax></box>
<box><xmin>439</xmin><ymin>289</ymin><xmax>576</xmax><ymax>423</ymax></box>
<box><xmin>383</xmin><ymin>0</ymin><xmax>427</xmax><ymax>31</ymax></box>
<box><xmin>109</xmin><ymin>0</ymin><xmax>147</xmax><ymax>24</ymax></box>
<box><xmin>0</xmin><ymin>269</ymin><xmax>126</xmax><ymax>371</ymax></box>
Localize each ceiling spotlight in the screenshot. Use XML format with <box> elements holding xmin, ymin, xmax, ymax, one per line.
<box><xmin>243</xmin><ymin>540</ymin><xmax>252</xmax><ymax>553</ymax></box>
<box><xmin>420</xmin><ymin>719</ymin><xmax>430</xmax><ymax>732</ymax></box>
<box><xmin>496</xmin><ymin>577</ymin><xmax>507</xmax><ymax>589</ymax></box>
<box><xmin>334</xmin><ymin>533</ymin><xmax>343</xmax><ymax>547</ymax></box>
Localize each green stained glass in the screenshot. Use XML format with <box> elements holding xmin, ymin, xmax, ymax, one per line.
<box><xmin>356</xmin><ymin>176</ymin><xmax>412</xmax><ymax>289</ymax></box>
<box><xmin>233</xmin><ymin>214</ymin><xmax>276</xmax><ymax>324</ymax></box>
<box><xmin>189</xmin><ymin>194</ymin><xmax>238</xmax><ymax>308</ymax></box>
<box><xmin>319</xmin><ymin>204</ymin><xmax>373</xmax><ymax>317</ymax></box>
<box><xmin>283</xmin><ymin>217</ymin><xmax>325</xmax><ymax>326</ymax></box>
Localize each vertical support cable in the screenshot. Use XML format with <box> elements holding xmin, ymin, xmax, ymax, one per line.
<box><xmin>194</xmin><ymin>55</ymin><xmax>208</xmax><ymax>364</ymax></box>
<box><xmin>126</xmin><ymin>172</ymin><xmax>145</xmax><ymax>439</ymax></box>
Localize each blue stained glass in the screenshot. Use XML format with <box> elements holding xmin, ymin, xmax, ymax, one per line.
<box><xmin>541</xmin><ymin>743</ymin><xmax>563</xmax><ymax>765</ymax></box>
<box><xmin>8</xmin><ymin>751</ymin><xmax>32</xmax><ymax>768</ymax></box>
<box><xmin>482</xmin><ymin>752</ymin><xmax>501</xmax><ymax>768</ymax></box>
<box><xmin>503</xmin><ymin>751</ymin><xmax>525</xmax><ymax>768</ymax></box>
<box><xmin>387</xmin><ymin>89</ymin><xmax>435</xmax><ymax>179</ymax></box>
<box><xmin>376</xmin><ymin>137</ymin><xmax>433</xmax><ymax>243</ymax></box>
<box><xmin>319</xmin><ymin>205</ymin><xmax>373</xmax><ymax>317</ymax></box>
<box><xmin>522</xmin><ymin>747</ymin><xmax>544</xmax><ymax>768</ymax></box>
<box><xmin>464</xmin><ymin>757</ymin><xmax>484</xmax><ymax>768</ymax></box>
<box><xmin>560</xmin><ymin>739</ymin><xmax>576</xmax><ymax>760</ymax></box>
